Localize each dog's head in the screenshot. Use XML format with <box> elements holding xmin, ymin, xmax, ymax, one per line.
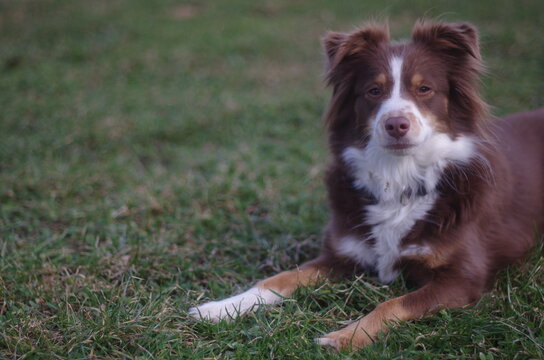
<box><xmin>324</xmin><ymin>21</ymin><xmax>488</xmax><ymax>158</ymax></box>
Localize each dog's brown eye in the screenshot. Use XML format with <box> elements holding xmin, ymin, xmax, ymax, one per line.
<box><xmin>417</xmin><ymin>86</ymin><xmax>432</xmax><ymax>95</ymax></box>
<box><xmin>367</xmin><ymin>87</ymin><xmax>382</xmax><ymax>97</ymax></box>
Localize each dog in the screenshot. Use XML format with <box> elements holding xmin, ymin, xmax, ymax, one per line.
<box><xmin>189</xmin><ymin>20</ymin><xmax>544</xmax><ymax>351</ymax></box>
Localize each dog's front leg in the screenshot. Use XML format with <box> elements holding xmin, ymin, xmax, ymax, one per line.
<box><xmin>189</xmin><ymin>256</ymin><xmax>334</xmax><ymax>322</ymax></box>
<box><xmin>317</xmin><ymin>274</ymin><xmax>484</xmax><ymax>351</ymax></box>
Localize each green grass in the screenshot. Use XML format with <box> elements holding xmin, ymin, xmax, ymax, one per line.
<box><xmin>1</xmin><ymin>0</ymin><xmax>543</xmax><ymax>358</ymax></box>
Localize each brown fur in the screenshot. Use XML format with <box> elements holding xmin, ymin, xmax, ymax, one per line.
<box><xmin>251</xmin><ymin>21</ymin><xmax>544</xmax><ymax>351</ymax></box>
<box><xmin>255</xmin><ymin>258</ymin><xmax>334</xmax><ymax>296</ymax></box>
<box><xmin>192</xmin><ymin>21</ymin><xmax>544</xmax><ymax>352</ymax></box>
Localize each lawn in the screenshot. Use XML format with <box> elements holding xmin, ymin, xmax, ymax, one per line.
<box><xmin>1</xmin><ymin>0</ymin><xmax>543</xmax><ymax>359</ymax></box>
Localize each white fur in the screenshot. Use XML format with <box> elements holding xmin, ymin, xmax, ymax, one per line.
<box><xmin>189</xmin><ymin>287</ymin><xmax>282</xmax><ymax>322</ymax></box>
<box><xmin>341</xmin><ymin>135</ymin><xmax>475</xmax><ymax>283</ymax></box>
<box><xmin>336</xmin><ymin>235</ymin><xmax>377</xmax><ymax>268</ymax></box>
<box><xmin>315</xmin><ymin>336</ymin><xmax>339</xmax><ymax>348</ymax></box>
<box><xmin>390</xmin><ymin>57</ymin><xmax>403</xmax><ymax>98</ymax></box>
<box><xmin>370</xmin><ymin>195</ymin><xmax>437</xmax><ymax>282</ymax></box>
<box><xmin>400</xmin><ymin>244</ymin><xmax>432</xmax><ymax>257</ymax></box>
<box><xmin>343</xmin><ymin>134</ymin><xmax>476</xmax><ymax>202</ymax></box>
<box><xmin>338</xmin><ymin>55</ymin><xmax>477</xmax><ymax>283</ymax></box>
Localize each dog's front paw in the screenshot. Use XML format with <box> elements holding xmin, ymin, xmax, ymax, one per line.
<box><xmin>315</xmin><ymin>334</ymin><xmax>342</xmax><ymax>350</ymax></box>
<box><xmin>315</xmin><ymin>325</ymin><xmax>374</xmax><ymax>351</ymax></box>
<box><xmin>189</xmin><ymin>287</ymin><xmax>283</xmax><ymax>322</ymax></box>
<box><xmin>188</xmin><ymin>301</ymin><xmax>233</xmax><ymax>322</ymax></box>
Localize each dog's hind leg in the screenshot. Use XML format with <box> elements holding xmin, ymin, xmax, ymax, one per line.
<box><xmin>189</xmin><ymin>256</ymin><xmax>335</xmax><ymax>322</ymax></box>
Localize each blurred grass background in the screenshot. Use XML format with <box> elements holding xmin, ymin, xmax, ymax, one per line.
<box><xmin>0</xmin><ymin>0</ymin><xmax>543</xmax><ymax>358</ymax></box>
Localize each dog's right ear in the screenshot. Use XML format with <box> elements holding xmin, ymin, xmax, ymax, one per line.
<box><xmin>322</xmin><ymin>25</ymin><xmax>389</xmax><ymax>71</ymax></box>
<box><xmin>322</xmin><ymin>32</ymin><xmax>349</xmax><ymax>69</ymax></box>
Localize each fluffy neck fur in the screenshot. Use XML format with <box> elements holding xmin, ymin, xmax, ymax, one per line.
<box><xmin>342</xmin><ymin>134</ymin><xmax>477</xmax><ymax>202</ymax></box>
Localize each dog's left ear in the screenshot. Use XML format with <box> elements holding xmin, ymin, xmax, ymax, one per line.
<box><xmin>323</xmin><ymin>32</ymin><xmax>349</xmax><ymax>66</ymax></box>
<box><xmin>412</xmin><ymin>21</ymin><xmax>481</xmax><ymax>61</ymax></box>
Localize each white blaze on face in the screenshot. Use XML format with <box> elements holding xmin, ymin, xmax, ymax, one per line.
<box><xmin>390</xmin><ymin>56</ymin><xmax>403</xmax><ymax>99</ymax></box>
<box><xmin>371</xmin><ymin>56</ymin><xmax>432</xmax><ymax>149</ymax></box>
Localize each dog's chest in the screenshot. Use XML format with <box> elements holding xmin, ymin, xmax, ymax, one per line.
<box><xmin>337</xmin><ymin>183</ymin><xmax>437</xmax><ymax>283</ymax></box>
<box><xmin>336</xmin><ymin>139</ymin><xmax>479</xmax><ymax>283</ymax></box>
<box><xmin>337</xmin><ymin>192</ymin><xmax>436</xmax><ymax>283</ymax></box>
<box><xmin>368</xmin><ymin>192</ymin><xmax>436</xmax><ymax>282</ymax></box>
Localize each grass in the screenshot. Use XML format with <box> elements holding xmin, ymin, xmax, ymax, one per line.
<box><xmin>1</xmin><ymin>0</ymin><xmax>543</xmax><ymax>358</ymax></box>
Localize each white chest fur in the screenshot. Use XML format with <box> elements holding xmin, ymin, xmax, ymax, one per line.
<box><xmin>339</xmin><ymin>136</ymin><xmax>476</xmax><ymax>283</ymax></box>
<box><xmin>366</xmin><ymin>191</ymin><xmax>437</xmax><ymax>283</ymax></box>
<box><xmin>336</xmin><ymin>189</ymin><xmax>438</xmax><ymax>283</ymax></box>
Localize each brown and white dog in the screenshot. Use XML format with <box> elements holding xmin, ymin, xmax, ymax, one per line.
<box><xmin>189</xmin><ymin>21</ymin><xmax>544</xmax><ymax>351</ymax></box>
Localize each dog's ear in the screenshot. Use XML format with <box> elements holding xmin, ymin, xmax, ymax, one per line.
<box><xmin>412</xmin><ymin>21</ymin><xmax>481</xmax><ymax>60</ymax></box>
<box><xmin>322</xmin><ymin>25</ymin><xmax>389</xmax><ymax>70</ymax></box>
<box><xmin>412</xmin><ymin>21</ymin><xmax>488</xmax><ymax>129</ymax></box>
<box><xmin>322</xmin><ymin>32</ymin><xmax>349</xmax><ymax>68</ymax></box>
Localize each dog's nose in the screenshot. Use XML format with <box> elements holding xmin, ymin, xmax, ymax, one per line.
<box><xmin>384</xmin><ymin>117</ymin><xmax>410</xmax><ymax>139</ymax></box>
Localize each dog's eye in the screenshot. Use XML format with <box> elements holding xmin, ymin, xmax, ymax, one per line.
<box><xmin>367</xmin><ymin>87</ymin><xmax>383</xmax><ymax>97</ymax></box>
<box><xmin>417</xmin><ymin>86</ymin><xmax>432</xmax><ymax>95</ymax></box>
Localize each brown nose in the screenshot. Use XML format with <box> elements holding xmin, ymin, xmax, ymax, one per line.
<box><xmin>384</xmin><ymin>117</ymin><xmax>410</xmax><ymax>139</ymax></box>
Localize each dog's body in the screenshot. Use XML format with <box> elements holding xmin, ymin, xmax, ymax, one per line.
<box><xmin>190</xmin><ymin>21</ymin><xmax>544</xmax><ymax>351</ymax></box>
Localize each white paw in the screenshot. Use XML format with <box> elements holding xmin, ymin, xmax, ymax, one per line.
<box><xmin>189</xmin><ymin>287</ymin><xmax>283</xmax><ymax>322</ymax></box>
<box><xmin>188</xmin><ymin>301</ymin><xmax>237</xmax><ymax>322</ymax></box>
<box><xmin>314</xmin><ymin>336</ymin><xmax>339</xmax><ymax>348</ymax></box>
